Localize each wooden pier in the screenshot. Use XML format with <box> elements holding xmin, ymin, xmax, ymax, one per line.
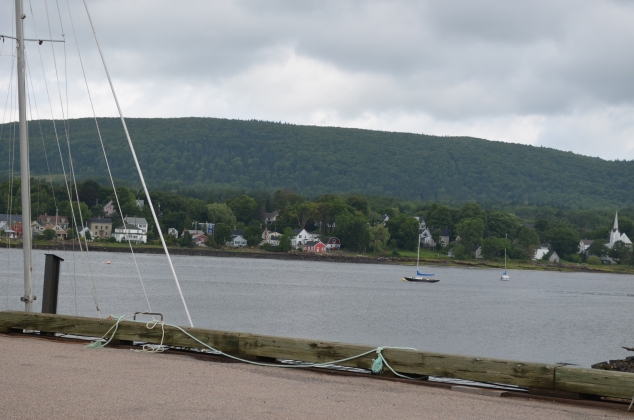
<box><xmin>1</xmin><ymin>310</ymin><xmax>633</xmax><ymax>401</ymax></box>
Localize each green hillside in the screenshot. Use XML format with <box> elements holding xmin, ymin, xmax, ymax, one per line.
<box><xmin>1</xmin><ymin>117</ymin><xmax>632</xmax><ymax>208</ymax></box>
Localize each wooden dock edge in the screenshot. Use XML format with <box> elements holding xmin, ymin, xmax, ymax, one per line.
<box><xmin>1</xmin><ymin>311</ymin><xmax>633</xmax><ymax>399</ymax></box>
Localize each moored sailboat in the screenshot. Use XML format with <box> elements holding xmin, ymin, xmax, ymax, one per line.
<box><xmin>501</xmin><ymin>248</ymin><xmax>510</xmax><ymax>281</ymax></box>
<box><xmin>402</xmin><ymin>226</ymin><xmax>439</xmax><ymax>283</ymax></box>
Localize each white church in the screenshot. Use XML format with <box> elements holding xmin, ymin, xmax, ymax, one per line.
<box><xmin>607</xmin><ymin>212</ymin><xmax>632</xmax><ymax>249</ymax></box>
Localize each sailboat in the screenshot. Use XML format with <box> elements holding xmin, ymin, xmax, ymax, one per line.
<box><xmin>402</xmin><ymin>230</ymin><xmax>439</xmax><ymax>283</ymax></box>
<box><xmin>500</xmin><ymin>249</ymin><xmax>510</xmax><ymax>281</ymax></box>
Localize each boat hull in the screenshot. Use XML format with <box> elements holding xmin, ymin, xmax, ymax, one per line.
<box><xmin>403</xmin><ymin>277</ymin><xmax>440</xmax><ymax>283</ymax></box>
<box><xmin>500</xmin><ymin>275</ymin><xmax>510</xmax><ymax>281</ymax></box>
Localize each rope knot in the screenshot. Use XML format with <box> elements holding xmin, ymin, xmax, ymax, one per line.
<box><xmin>371</xmin><ymin>347</ymin><xmax>384</xmax><ymax>374</ymax></box>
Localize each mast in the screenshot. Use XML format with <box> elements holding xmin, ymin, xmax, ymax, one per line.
<box><xmin>15</xmin><ymin>0</ymin><xmax>34</xmax><ymax>311</ymax></box>
<box><xmin>416</xmin><ymin>225</ymin><xmax>421</xmax><ymax>274</ymax></box>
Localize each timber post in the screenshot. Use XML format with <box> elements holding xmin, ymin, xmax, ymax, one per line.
<box><xmin>41</xmin><ymin>254</ymin><xmax>64</xmax><ymax>314</ymax></box>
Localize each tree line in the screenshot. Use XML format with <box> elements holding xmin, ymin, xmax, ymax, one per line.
<box><xmin>3</xmin><ymin>178</ymin><xmax>632</xmax><ymax>264</ymax></box>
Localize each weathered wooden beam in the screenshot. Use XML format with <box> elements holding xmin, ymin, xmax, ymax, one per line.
<box><xmin>0</xmin><ymin>311</ymin><xmax>242</xmax><ymax>354</ymax></box>
<box><xmin>0</xmin><ymin>311</ymin><xmax>556</xmax><ymax>389</ymax></box>
<box><xmin>555</xmin><ymin>366</ymin><xmax>634</xmax><ymax>399</ymax></box>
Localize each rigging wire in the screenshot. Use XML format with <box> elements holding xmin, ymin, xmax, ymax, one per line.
<box><xmin>81</xmin><ymin>0</ymin><xmax>194</xmax><ymax>327</ymax></box>
<box><xmin>33</xmin><ymin>0</ymin><xmax>101</xmax><ymax>316</ymax></box>
<box><xmin>45</xmin><ymin>0</ymin><xmax>99</xmax><ymax>316</ymax></box>
<box><xmin>62</xmin><ymin>0</ymin><xmax>152</xmax><ymax>312</ymax></box>
<box><xmin>24</xmin><ymin>47</ymin><xmax>78</xmax><ymax>315</ymax></box>
<box><xmin>25</xmin><ymin>1</ymin><xmax>79</xmax><ymax>315</ymax></box>
<box><xmin>1</xmin><ymin>46</ymin><xmax>16</xmax><ymax>310</ymax></box>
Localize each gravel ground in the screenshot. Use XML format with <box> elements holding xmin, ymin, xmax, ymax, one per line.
<box><xmin>1</xmin><ymin>334</ymin><xmax>631</xmax><ymax>419</ymax></box>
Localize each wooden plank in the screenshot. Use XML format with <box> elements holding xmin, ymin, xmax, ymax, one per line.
<box><xmin>556</xmin><ymin>366</ymin><xmax>634</xmax><ymax>399</ymax></box>
<box><xmin>383</xmin><ymin>349</ymin><xmax>556</xmax><ymax>388</ymax></box>
<box><xmin>239</xmin><ymin>334</ymin><xmax>556</xmax><ymax>388</ymax></box>
<box><xmin>0</xmin><ymin>311</ymin><xmax>554</xmax><ymax>389</ymax></box>
<box><xmin>0</xmin><ymin>311</ymin><xmax>242</xmax><ymax>355</ymax></box>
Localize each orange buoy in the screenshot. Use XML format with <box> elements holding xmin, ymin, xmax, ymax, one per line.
<box><xmin>107</xmin><ymin>261</ymin><xmax>111</xmax><ymax>265</ymax></box>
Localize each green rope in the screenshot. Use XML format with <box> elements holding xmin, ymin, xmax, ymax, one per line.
<box><xmin>87</xmin><ymin>315</ymin><xmax>419</xmax><ymax>377</ymax></box>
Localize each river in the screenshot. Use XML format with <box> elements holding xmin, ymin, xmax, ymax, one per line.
<box><xmin>2</xmin><ymin>248</ymin><xmax>633</xmax><ymax>367</ymax></box>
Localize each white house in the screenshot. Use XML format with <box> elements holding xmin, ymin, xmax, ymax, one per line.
<box><xmin>607</xmin><ymin>212</ymin><xmax>631</xmax><ymax>249</ymax></box>
<box><xmin>77</xmin><ymin>226</ymin><xmax>92</xmax><ymax>239</ymax></box>
<box><xmin>579</xmin><ymin>239</ymin><xmax>594</xmax><ymax>254</ymax></box>
<box><xmin>124</xmin><ymin>216</ymin><xmax>148</xmax><ymax>234</ymax></box>
<box><xmin>226</xmin><ymin>235</ymin><xmax>247</xmax><ymax>247</ymax></box>
<box><xmin>549</xmin><ymin>251</ymin><xmax>560</xmax><ymax>263</ymax></box>
<box><xmin>291</xmin><ymin>228</ymin><xmax>320</xmax><ymax>249</ymax></box>
<box><xmin>380</xmin><ymin>214</ymin><xmax>390</xmax><ymax>225</ymax></box>
<box><xmin>474</xmin><ymin>246</ymin><xmax>483</xmax><ymax>259</ymax></box>
<box><xmin>168</xmin><ymin>227</ymin><xmax>179</xmax><ymax>238</ymax></box>
<box><xmin>416</xmin><ymin>218</ymin><xmax>437</xmax><ymax>248</ymax></box>
<box><xmin>261</xmin><ymin>228</ymin><xmax>281</xmax><ymax>246</ymax></box>
<box><xmin>533</xmin><ymin>245</ymin><xmax>550</xmax><ymax>260</ymax></box>
<box><xmin>103</xmin><ymin>200</ymin><xmax>115</xmax><ymax>216</ymax></box>
<box><xmin>113</xmin><ymin>224</ymin><xmax>147</xmax><ymax>243</ymax></box>
<box><xmin>430</xmin><ymin>227</ymin><xmax>450</xmax><ymax>248</ymax></box>
<box><xmin>30</xmin><ymin>221</ymin><xmax>44</xmax><ymax>237</ymax></box>
<box><xmin>264</xmin><ymin>211</ymin><xmax>279</xmax><ymax>224</ymax></box>
<box><xmin>0</xmin><ymin>221</ymin><xmax>17</xmax><ymax>239</ymax></box>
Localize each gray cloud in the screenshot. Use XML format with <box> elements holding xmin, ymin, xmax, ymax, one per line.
<box><xmin>1</xmin><ymin>0</ymin><xmax>633</xmax><ymax>160</ymax></box>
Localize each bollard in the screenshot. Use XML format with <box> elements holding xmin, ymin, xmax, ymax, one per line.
<box><xmin>41</xmin><ymin>254</ymin><xmax>64</xmax><ymax>314</ymax></box>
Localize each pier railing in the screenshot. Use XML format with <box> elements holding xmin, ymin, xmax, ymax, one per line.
<box><xmin>1</xmin><ymin>311</ymin><xmax>632</xmax><ymax>400</ymax></box>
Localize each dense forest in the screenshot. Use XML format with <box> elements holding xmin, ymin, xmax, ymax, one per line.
<box><xmin>0</xmin><ymin>117</ymin><xmax>633</xmax><ymax>208</ymax></box>
<box><xmin>1</xmin><ymin>179</ymin><xmax>632</xmax><ymax>264</ymax></box>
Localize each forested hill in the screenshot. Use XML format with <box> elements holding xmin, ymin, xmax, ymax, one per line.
<box><xmin>2</xmin><ymin>117</ymin><xmax>633</xmax><ymax>208</ymax></box>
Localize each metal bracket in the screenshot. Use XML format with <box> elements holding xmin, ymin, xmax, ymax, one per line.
<box><xmin>20</xmin><ymin>295</ymin><xmax>36</xmax><ymax>303</ymax></box>
<box><xmin>133</xmin><ymin>311</ymin><xmax>164</xmax><ymax>321</ymax></box>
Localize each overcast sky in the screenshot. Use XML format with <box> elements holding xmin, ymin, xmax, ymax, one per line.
<box><xmin>1</xmin><ymin>0</ymin><xmax>634</xmax><ymax>160</ymax></box>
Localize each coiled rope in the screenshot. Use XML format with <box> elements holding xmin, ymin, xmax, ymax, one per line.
<box><xmin>86</xmin><ymin>315</ymin><xmax>419</xmax><ymax>378</ymax></box>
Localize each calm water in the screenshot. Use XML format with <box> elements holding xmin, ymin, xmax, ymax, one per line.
<box><xmin>2</xmin><ymin>248</ymin><xmax>633</xmax><ymax>367</ymax></box>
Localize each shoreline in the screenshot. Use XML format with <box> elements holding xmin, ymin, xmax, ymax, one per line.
<box><xmin>6</xmin><ymin>241</ymin><xmax>633</xmax><ymax>275</ymax></box>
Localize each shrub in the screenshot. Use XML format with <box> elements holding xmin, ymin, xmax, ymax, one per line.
<box><xmin>587</xmin><ymin>255</ymin><xmax>601</xmax><ymax>265</ymax></box>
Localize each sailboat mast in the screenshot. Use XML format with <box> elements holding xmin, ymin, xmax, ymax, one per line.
<box><xmin>15</xmin><ymin>0</ymin><xmax>34</xmax><ymax>311</ymax></box>
<box><xmin>416</xmin><ymin>225</ymin><xmax>421</xmax><ymax>272</ymax></box>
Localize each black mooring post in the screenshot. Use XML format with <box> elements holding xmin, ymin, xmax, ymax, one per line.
<box><xmin>41</xmin><ymin>254</ymin><xmax>64</xmax><ymax>314</ymax></box>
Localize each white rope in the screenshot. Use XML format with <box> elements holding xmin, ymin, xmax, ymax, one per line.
<box><xmin>89</xmin><ymin>315</ymin><xmax>420</xmax><ymax>375</ymax></box>
<box><xmin>63</xmin><ymin>0</ymin><xmax>152</xmax><ymax>313</ymax></box>
<box><xmin>81</xmin><ymin>0</ymin><xmax>194</xmax><ymax>327</ymax></box>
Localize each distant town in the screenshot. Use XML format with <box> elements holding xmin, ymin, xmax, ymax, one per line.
<box><xmin>0</xmin><ymin>179</ymin><xmax>632</xmax><ymax>267</ymax></box>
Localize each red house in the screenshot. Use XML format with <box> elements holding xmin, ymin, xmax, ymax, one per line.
<box><xmin>303</xmin><ymin>240</ymin><xmax>327</xmax><ymax>253</ymax></box>
<box><xmin>12</xmin><ymin>221</ymin><xmax>23</xmax><ymax>238</ymax></box>
<box><xmin>326</xmin><ymin>237</ymin><xmax>341</xmax><ymax>250</ymax></box>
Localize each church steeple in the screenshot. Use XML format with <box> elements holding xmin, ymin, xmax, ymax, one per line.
<box><xmin>613</xmin><ymin>212</ymin><xmax>619</xmax><ymax>232</ymax></box>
